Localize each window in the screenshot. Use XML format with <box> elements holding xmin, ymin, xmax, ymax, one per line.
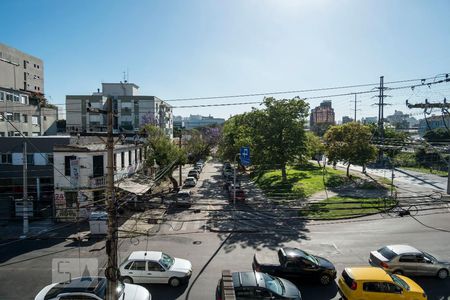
<box><xmin>64</xmin><ymin>155</ymin><xmax>76</xmax><ymax>176</ymax></box>
<box><xmin>48</xmin><ymin>154</ymin><xmax>54</xmax><ymax>164</ymax></box>
<box><xmin>27</xmin><ymin>154</ymin><xmax>34</xmax><ymax>165</ymax></box>
<box><xmin>128</xmin><ymin>151</ymin><xmax>131</xmax><ymax>165</ymax></box>
<box><xmin>0</xmin><ymin>91</ymin><xmax>4</xmax><ymax>101</ymax></box>
<box><xmin>6</xmin><ymin>93</ymin><xmax>13</xmax><ymax>101</ymax></box>
<box><xmin>21</xmin><ymin>95</ymin><xmax>28</xmax><ymax>104</ymax></box>
<box><xmin>147</xmin><ymin>262</ymin><xmax>164</xmax><ymax>272</ymax></box>
<box><xmin>13</xmin><ymin>131</ymin><xmax>21</xmax><ymax>136</ymax></box>
<box><xmin>24</xmin><ymin>72</ymin><xmax>27</xmax><ymax>80</ymax></box>
<box><xmin>134</xmin><ymin>149</ymin><xmax>137</xmax><ymax>163</ymax></box>
<box><xmin>32</xmin><ymin>132</ymin><xmax>40</xmax><ymax>136</ymax></box>
<box><xmin>399</xmin><ymin>255</ymin><xmax>417</xmax><ymax>263</ymax></box>
<box><xmin>92</xmin><ymin>155</ymin><xmax>104</xmax><ymax>178</ymax></box>
<box><xmin>363</xmin><ymin>282</ymin><xmax>401</xmax><ymax>294</ymax></box>
<box><xmin>6</xmin><ymin>112</ymin><xmax>13</xmax><ymax>121</ymax></box>
<box><xmin>22</xmin><ymin>132</ymin><xmax>28</xmax><ymax>136</ymax></box>
<box><xmin>129</xmin><ymin>261</ymin><xmax>146</xmax><ymax>271</ymax></box>
<box><xmin>13</xmin><ymin>95</ymin><xmax>19</xmax><ymax>102</ymax></box>
<box><xmin>23</xmin><ymin>60</ymin><xmax>27</xmax><ymax>69</ymax></box>
<box><xmin>32</xmin><ymin>116</ymin><xmax>39</xmax><ymax>125</ymax></box>
<box><xmin>121</xmin><ymin>152</ymin><xmax>125</xmax><ymax>168</ymax></box>
<box><xmin>124</xmin><ymin>261</ymin><xmax>133</xmax><ymax>270</ymax></box>
<box><xmin>114</xmin><ymin>154</ymin><xmax>117</xmax><ymax>171</ymax></box>
<box><xmin>139</xmin><ymin>148</ymin><xmax>142</xmax><ymax>161</ymax></box>
<box><xmin>1</xmin><ymin>153</ymin><xmax>12</xmax><ymax>164</ymax></box>
<box><xmin>44</xmin><ymin>116</ymin><xmax>47</xmax><ymax>121</ymax></box>
<box><xmin>13</xmin><ymin>113</ymin><xmax>20</xmax><ymax>122</ymax></box>
<box><xmin>0</xmin><ymin>132</ymin><xmax>4</xmax><ymax>137</ymax></box>
<box><xmin>22</xmin><ymin>114</ymin><xmax>28</xmax><ymax>123</ymax></box>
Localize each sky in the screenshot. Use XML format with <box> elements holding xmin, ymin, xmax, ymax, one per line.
<box><xmin>1</xmin><ymin>0</ymin><xmax>450</xmax><ymax>121</ymax></box>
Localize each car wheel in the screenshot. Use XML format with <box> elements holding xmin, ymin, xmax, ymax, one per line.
<box><xmin>319</xmin><ymin>273</ymin><xmax>332</xmax><ymax>285</ymax></box>
<box><xmin>169</xmin><ymin>277</ymin><xmax>181</xmax><ymax>287</ymax></box>
<box><xmin>121</xmin><ymin>276</ymin><xmax>133</xmax><ymax>284</ymax></box>
<box><xmin>437</xmin><ymin>269</ymin><xmax>449</xmax><ymax>279</ymax></box>
<box><xmin>393</xmin><ymin>270</ymin><xmax>403</xmax><ymax>275</ymax></box>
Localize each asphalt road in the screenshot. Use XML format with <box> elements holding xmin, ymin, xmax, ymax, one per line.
<box><xmin>1</xmin><ymin>161</ymin><xmax>450</xmax><ymax>300</ymax></box>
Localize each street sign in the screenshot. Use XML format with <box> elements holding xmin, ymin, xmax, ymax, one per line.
<box><xmin>240</xmin><ymin>146</ymin><xmax>251</xmax><ymax>166</ymax></box>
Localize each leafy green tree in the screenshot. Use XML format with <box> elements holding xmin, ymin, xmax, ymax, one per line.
<box><xmin>423</xmin><ymin>128</ymin><xmax>450</xmax><ymax>143</ymax></box>
<box><xmin>142</xmin><ymin>125</ymin><xmax>187</xmax><ymax>189</ymax></box>
<box><xmin>305</xmin><ymin>132</ymin><xmax>325</xmax><ymax>166</ymax></box>
<box><xmin>324</xmin><ymin>122</ymin><xmax>377</xmax><ymax>177</ymax></box>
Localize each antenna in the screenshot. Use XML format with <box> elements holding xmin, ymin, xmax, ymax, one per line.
<box><xmin>122</xmin><ymin>71</ymin><xmax>127</xmax><ymax>83</ymax></box>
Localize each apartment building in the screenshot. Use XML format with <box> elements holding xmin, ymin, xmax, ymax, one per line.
<box><xmin>0</xmin><ymin>43</ymin><xmax>57</xmax><ymax>136</ymax></box>
<box><xmin>66</xmin><ymin>82</ymin><xmax>173</xmax><ymax>138</ymax></box>
<box><xmin>174</xmin><ymin>114</ymin><xmax>225</xmax><ymax>130</ymax></box>
<box><xmin>0</xmin><ymin>136</ymin><xmax>70</xmax><ymax>220</ymax></box>
<box><xmin>53</xmin><ymin>137</ymin><xmax>146</xmax><ymax>221</ymax></box>
<box><xmin>310</xmin><ymin>100</ymin><xmax>336</xmax><ymax>135</ymax></box>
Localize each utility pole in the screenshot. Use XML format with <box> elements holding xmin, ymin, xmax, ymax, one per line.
<box><xmin>376</xmin><ymin>76</ymin><xmax>389</xmax><ymax>164</ymax></box>
<box><xmin>179</xmin><ymin>131</ymin><xmax>182</xmax><ymax>186</ymax></box>
<box><xmin>105</xmin><ymin>97</ymin><xmax>118</xmax><ymax>300</ymax></box>
<box><xmin>406</xmin><ymin>98</ymin><xmax>450</xmax><ymax>194</ymax></box>
<box><xmin>22</xmin><ymin>141</ymin><xmax>29</xmax><ymax>235</ymax></box>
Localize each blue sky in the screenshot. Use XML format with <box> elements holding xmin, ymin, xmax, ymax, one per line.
<box><xmin>1</xmin><ymin>0</ymin><xmax>450</xmax><ymax>121</ymax></box>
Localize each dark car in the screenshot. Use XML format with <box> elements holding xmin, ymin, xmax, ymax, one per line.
<box><xmin>216</xmin><ymin>271</ymin><xmax>302</xmax><ymax>300</ymax></box>
<box><xmin>188</xmin><ymin>170</ymin><xmax>199</xmax><ymax>180</ymax></box>
<box><xmin>253</xmin><ymin>247</ymin><xmax>337</xmax><ymax>285</ymax></box>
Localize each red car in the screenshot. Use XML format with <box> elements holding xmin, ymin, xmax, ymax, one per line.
<box><xmin>229</xmin><ymin>189</ymin><xmax>245</xmax><ymax>202</ymax></box>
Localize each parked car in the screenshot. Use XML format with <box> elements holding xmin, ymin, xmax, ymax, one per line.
<box><xmin>338</xmin><ymin>267</ymin><xmax>427</xmax><ymax>300</ymax></box>
<box><xmin>369</xmin><ymin>244</ymin><xmax>450</xmax><ymax>279</ymax></box>
<box><xmin>194</xmin><ymin>165</ymin><xmax>202</xmax><ymax>173</ymax></box>
<box><xmin>196</xmin><ymin>162</ymin><xmax>204</xmax><ymax>170</ymax></box>
<box><xmin>184</xmin><ymin>176</ymin><xmax>197</xmax><ymax>188</ymax></box>
<box><xmin>35</xmin><ymin>276</ymin><xmax>151</xmax><ymax>300</ymax></box>
<box><xmin>119</xmin><ymin>251</ymin><xmax>192</xmax><ymax>287</ymax></box>
<box><xmin>216</xmin><ymin>271</ymin><xmax>302</xmax><ymax>300</ymax></box>
<box><xmin>229</xmin><ymin>189</ymin><xmax>246</xmax><ymax>202</ymax></box>
<box><xmin>188</xmin><ymin>169</ymin><xmax>199</xmax><ymax>180</ymax></box>
<box><xmin>176</xmin><ymin>190</ymin><xmax>192</xmax><ymax>207</ymax></box>
<box><xmin>253</xmin><ymin>247</ymin><xmax>336</xmax><ymax>285</ymax></box>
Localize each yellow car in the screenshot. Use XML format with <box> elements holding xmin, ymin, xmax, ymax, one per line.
<box><xmin>338</xmin><ymin>267</ymin><xmax>427</xmax><ymax>300</ymax></box>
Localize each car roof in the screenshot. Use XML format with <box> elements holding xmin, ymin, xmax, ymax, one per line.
<box><xmin>44</xmin><ymin>277</ymin><xmax>106</xmax><ymax>300</ymax></box>
<box><xmin>186</xmin><ymin>176</ymin><xmax>196</xmax><ymax>180</ymax></box>
<box><xmin>128</xmin><ymin>251</ymin><xmax>162</xmax><ymax>261</ymax></box>
<box><xmin>283</xmin><ymin>247</ymin><xmax>309</xmax><ymax>259</ymax></box>
<box><xmin>232</xmin><ymin>271</ymin><xmax>266</xmax><ymax>289</ymax></box>
<box><xmin>345</xmin><ymin>267</ymin><xmax>391</xmax><ymax>281</ymax></box>
<box><xmin>387</xmin><ymin>245</ymin><xmax>421</xmax><ymax>255</ymax></box>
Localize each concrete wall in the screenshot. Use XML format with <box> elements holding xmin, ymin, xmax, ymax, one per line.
<box><xmin>0</xmin><ymin>43</ymin><xmax>44</xmax><ymax>94</ymax></box>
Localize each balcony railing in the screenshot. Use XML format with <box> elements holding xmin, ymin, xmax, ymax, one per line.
<box><xmin>90</xmin><ymin>176</ymin><xmax>106</xmax><ymax>188</ymax></box>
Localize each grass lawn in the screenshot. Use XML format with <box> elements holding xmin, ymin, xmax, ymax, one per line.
<box><xmin>253</xmin><ymin>163</ymin><xmax>347</xmax><ymax>199</ymax></box>
<box><xmin>299</xmin><ymin>196</ymin><xmax>396</xmax><ymax>219</ymax></box>
<box><xmin>400</xmin><ymin>166</ymin><xmax>447</xmax><ymax>177</ymax></box>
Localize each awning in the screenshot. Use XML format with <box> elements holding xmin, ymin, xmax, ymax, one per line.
<box><xmin>116</xmin><ymin>173</ymin><xmax>153</xmax><ymax>195</ymax></box>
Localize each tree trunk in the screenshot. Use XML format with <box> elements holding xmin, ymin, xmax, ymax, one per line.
<box><xmin>346</xmin><ymin>164</ymin><xmax>350</xmax><ymax>177</ymax></box>
<box><xmin>168</xmin><ymin>172</ymin><xmax>179</xmax><ymax>191</ymax></box>
<box><xmin>281</xmin><ymin>163</ymin><xmax>287</xmax><ymax>182</ymax></box>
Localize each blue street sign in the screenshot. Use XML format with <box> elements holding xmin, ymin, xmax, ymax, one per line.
<box><xmin>240</xmin><ymin>146</ymin><xmax>251</xmax><ymax>166</ymax></box>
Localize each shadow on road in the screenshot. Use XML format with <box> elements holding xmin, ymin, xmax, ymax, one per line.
<box><xmin>413</xmin><ymin>277</ymin><xmax>450</xmax><ymax>300</ymax></box>
<box><xmin>140</xmin><ymin>282</ymin><xmax>188</xmax><ymax>300</ymax></box>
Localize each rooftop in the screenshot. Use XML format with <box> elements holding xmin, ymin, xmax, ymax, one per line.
<box><xmin>128</xmin><ymin>251</ymin><xmax>162</xmax><ymax>261</ymax></box>
<box><xmin>345</xmin><ymin>267</ymin><xmax>391</xmax><ymax>281</ymax></box>
<box><xmin>387</xmin><ymin>245</ymin><xmax>421</xmax><ymax>255</ymax></box>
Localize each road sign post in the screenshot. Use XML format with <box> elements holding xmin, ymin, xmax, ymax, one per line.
<box><xmin>240</xmin><ymin>146</ymin><xmax>250</xmax><ymax>166</ymax></box>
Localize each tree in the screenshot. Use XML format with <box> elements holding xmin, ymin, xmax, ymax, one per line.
<box><xmin>324</xmin><ymin>122</ymin><xmax>377</xmax><ymax>177</ymax></box>
<box><xmin>305</xmin><ymin>132</ymin><xmax>325</xmax><ymax>166</ymax></box>
<box><xmin>142</xmin><ymin>125</ymin><xmax>187</xmax><ymax>189</ymax></box>
<box><xmin>423</xmin><ymin>128</ymin><xmax>450</xmax><ymax>143</ymax></box>
<box><xmin>257</xmin><ymin>97</ymin><xmax>309</xmax><ymax>181</ymax></box>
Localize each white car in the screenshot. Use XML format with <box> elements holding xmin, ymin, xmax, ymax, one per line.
<box><xmin>35</xmin><ymin>276</ymin><xmax>150</xmax><ymax>300</ymax></box>
<box><xmin>183</xmin><ymin>176</ymin><xmax>197</xmax><ymax>187</ymax></box>
<box><xmin>119</xmin><ymin>251</ymin><xmax>192</xmax><ymax>287</ymax></box>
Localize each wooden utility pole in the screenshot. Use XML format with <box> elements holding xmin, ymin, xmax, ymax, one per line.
<box><xmin>105</xmin><ymin>97</ymin><xmax>119</xmax><ymax>300</ymax></box>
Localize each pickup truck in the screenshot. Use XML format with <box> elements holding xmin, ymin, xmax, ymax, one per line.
<box><xmin>252</xmin><ymin>247</ymin><xmax>336</xmax><ymax>285</ymax></box>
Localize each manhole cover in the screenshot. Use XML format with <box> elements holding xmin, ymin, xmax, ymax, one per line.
<box><xmin>193</xmin><ymin>241</ymin><xmax>202</xmax><ymax>245</ymax></box>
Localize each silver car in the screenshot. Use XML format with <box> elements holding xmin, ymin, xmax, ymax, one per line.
<box><xmin>369</xmin><ymin>244</ymin><xmax>450</xmax><ymax>279</ymax></box>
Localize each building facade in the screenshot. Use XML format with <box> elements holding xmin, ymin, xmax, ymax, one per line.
<box><xmin>418</xmin><ymin>115</ymin><xmax>450</xmax><ymax>136</ymax></box>
<box><xmin>386</xmin><ymin>110</ymin><xmax>418</xmax><ymax>129</ymax></box>
<box><xmin>342</xmin><ymin>116</ymin><xmax>354</xmax><ymax>124</ymax></box>
<box><xmin>0</xmin><ymin>136</ymin><xmax>70</xmax><ymax>220</ymax></box>
<box><xmin>66</xmin><ymin>83</ymin><xmax>173</xmax><ymax>138</ymax></box>
<box><xmin>175</xmin><ymin>114</ymin><xmax>225</xmax><ymax>130</ymax></box>
<box><xmin>0</xmin><ymin>43</ymin><xmax>57</xmax><ymax>136</ymax></box>
<box><xmin>361</xmin><ymin>116</ymin><xmax>378</xmax><ymax>124</ymax></box>
<box><xmin>53</xmin><ymin>138</ymin><xmax>146</xmax><ymax>221</ymax></box>
<box><xmin>310</xmin><ymin>100</ymin><xmax>335</xmax><ymax>134</ymax></box>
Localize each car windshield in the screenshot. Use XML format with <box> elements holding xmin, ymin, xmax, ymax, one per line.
<box><xmin>378</xmin><ymin>246</ymin><xmax>397</xmax><ymax>260</ymax></box>
<box><xmin>303</xmin><ymin>251</ymin><xmax>319</xmax><ymax>265</ymax></box>
<box><xmin>261</xmin><ymin>273</ymin><xmax>284</xmax><ymax>295</ymax></box>
<box><xmin>423</xmin><ymin>251</ymin><xmax>439</xmax><ymax>262</ymax></box>
<box><xmin>390</xmin><ymin>274</ymin><xmax>410</xmax><ymax>291</ymax></box>
<box><xmin>159</xmin><ymin>253</ymin><xmax>174</xmax><ymax>269</ymax></box>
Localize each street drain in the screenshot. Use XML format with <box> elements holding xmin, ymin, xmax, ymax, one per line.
<box><xmin>193</xmin><ymin>241</ymin><xmax>202</xmax><ymax>245</ymax></box>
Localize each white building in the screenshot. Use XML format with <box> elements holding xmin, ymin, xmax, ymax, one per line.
<box><xmin>175</xmin><ymin>114</ymin><xmax>225</xmax><ymax>130</ymax></box>
<box><xmin>53</xmin><ymin>138</ymin><xmax>149</xmax><ymax>221</ymax></box>
<box><xmin>66</xmin><ymin>82</ymin><xmax>173</xmax><ymax>138</ymax></box>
